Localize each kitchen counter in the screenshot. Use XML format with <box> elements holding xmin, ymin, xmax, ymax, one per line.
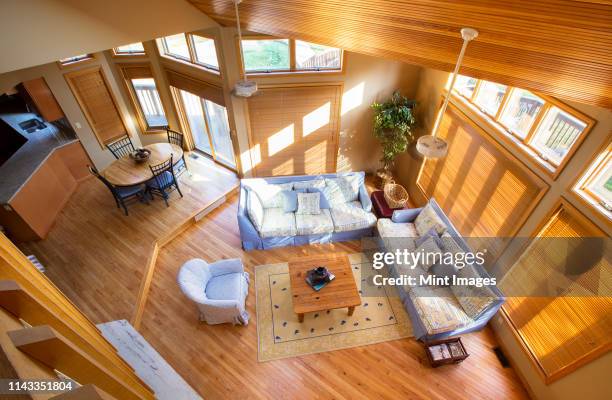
<box><xmin>0</xmin><ymin>113</ymin><xmax>78</xmax><ymax>204</ymax></box>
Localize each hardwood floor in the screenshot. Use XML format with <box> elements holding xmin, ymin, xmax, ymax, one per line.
<box><xmin>18</xmin><ymin>154</ymin><xmax>238</xmax><ymax>323</ymax></box>
<box><xmin>17</xmin><ymin>162</ymin><xmax>529</xmax><ymax>400</ymax></box>
<box><xmin>140</xmin><ymin>195</ymin><xmax>530</xmax><ymax>400</ymax></box>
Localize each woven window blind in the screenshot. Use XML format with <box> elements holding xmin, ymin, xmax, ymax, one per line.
<box><xmin>165</xmin><ymin>69</ymin><xmax>224</xmax><ymax>106</ymax></box>
<box><xmin>65</xmin><ymin>67</ymin><xmax>127</xmax><ymax>146</ymax></box>
<box><xmin>417</xmin><ymin>103</ymin><xmax>547</xmax><ymax>260</ymax></box>
<box><xmin>247</xmin><ymin>85</ymin><xmax>341</xmax><ymax>176</ymax></box>
<box><xmin>501</xmin><ymin>203</ymin><xmax>612</xmax><ymax>383</ymax></box>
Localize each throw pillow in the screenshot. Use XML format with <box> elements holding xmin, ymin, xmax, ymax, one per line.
<box><xmin>248</xmin><ymin>182</ymin><xmax>293</xmax><ymax>208</ymax></box>
<box><xmin>414</xmin><ymin>227</ymin><xmax>440</xmax><ymax>248</ymax></box>
<box><xmin>296</xmin><ymin>192</ymin><xmax>321</xmax><ymax>215</ymax></box>
<box><xmin>293</xmin><ymin>179</ymin><xmax>325</xmax><ymax>190</ymax></box>
<box><xmin>323</xmin><ymin>175</ymin><xmax>361</xmax><ymax>205</ymax></box>
<box><xmin>281</xmin><ymin>191</ymin><xmax>298</xmax><ymax>213</ymax></box>
<box><xmin>414</xmin><ymin>203</ymin><xmax>447</xmax><ymax>236</ymax></box>
<box><xmin>307</xmin><ymin>187</ymin><xmax>330</xmax><ymax>209</ymax></box>
<box><xmin>413</xmin><ymin>236</ymin><xmax>442</xmax><ymax>271</ymax></box>
<box><xmin>246</xmin><ymin>190</ymin><xmax>264</xmax><ymax>231</ymax></box>
<box><xmin>429</xmin><ymin>263</ymin><xmax>458</xmax><ymax>285</ymax></box>
<box><xmin>450</xmin><ymin>264</ymin><xmax>498</xmax><ymax>319</ymax></box>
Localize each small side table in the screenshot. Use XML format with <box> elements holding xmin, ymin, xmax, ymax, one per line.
<box><xmin>371</xmin><ymin>190</ymin><xmax>410</xmax><ymax>218</ymax></box>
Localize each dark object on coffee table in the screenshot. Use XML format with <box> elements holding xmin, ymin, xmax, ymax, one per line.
<box><xmin>424</xmin><ymin>337</ymin><xmax>469</xmax><ymax>367</ymax></box>
<box><xmin>306</xmin><ymin>266</ymin><xmax>330</xmax><ymax>285</ymax></box>
<box><xmin>129</xmin><ymin>148</ymin><xmax>151</xmax><ymax>163</ymax></box>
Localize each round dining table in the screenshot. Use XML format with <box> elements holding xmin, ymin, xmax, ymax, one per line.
<box><xmin>102</xmin><ymin>143</ymin><xmax>184</xmax><ymax>187</ymax></box>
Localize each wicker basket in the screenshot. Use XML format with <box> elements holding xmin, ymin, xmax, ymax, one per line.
<box><xmin>384</xmin><ymin>181</ymin><xmax>409</xmax><ymax>208</ymax></box>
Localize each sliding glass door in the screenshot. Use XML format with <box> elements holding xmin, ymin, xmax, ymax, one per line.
<box><xmin>178</xmin><ymin>89</ymin><xmax>236</xmax><ymax>169</ymax></box>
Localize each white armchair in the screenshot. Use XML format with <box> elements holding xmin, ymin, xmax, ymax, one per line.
<box><xmin>177</xmin><ymin>258</ymin><xmax>250</xmax><ymax>325</ymax></box>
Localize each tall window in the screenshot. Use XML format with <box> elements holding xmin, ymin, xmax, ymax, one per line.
<box><xmin>113</xmin><ymin>42</ymin><xmax>145</xmax><ymax>55</ymax></box>
<box><xmin>241</xmin><ymin>37</ymin><xmax>342</xmax><ymax>74</ymax></box>
<box><xmin>177</xmin><ymin>89</ymin><xmax>236</xmax><ymax>169</ymax></box>
<box><xmin>574</xmin><ymin>143</ymin><xmax>611</xmax><ymax>217</ymax></box>
<box><xmin>452</xmin><ymin>75</ymin><xmax>593</xmax><ymax>175</ymax></box>
<box><xmin>130</xmin><ymin>78</ymin><xmax>167</xmax><ymax>129</ymax></box>
<box><xmin>158</xmin><ymin>33</ymin><xmax>220</xmax><ymax>73</ymax></box>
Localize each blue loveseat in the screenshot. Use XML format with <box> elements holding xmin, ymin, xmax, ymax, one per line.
<box><xmin>377</xmin><ymin>198</ymin><xmax>505</xmax><ymax>341</ymax></box>
<box><xmin>238</xmin><ymin>171</ymin><xmax>376</xmax><ymax>250</ymax></box>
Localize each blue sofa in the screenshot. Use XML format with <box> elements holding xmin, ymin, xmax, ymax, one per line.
<box><xmin>377</xmin><ymin>198</ymin><xmax>504</xmax><ymax>341</ymax></box>
<box><xmin>238</xmin><ymin>171</ymin><xmax>376</xmax><ymax>250</ymax></box>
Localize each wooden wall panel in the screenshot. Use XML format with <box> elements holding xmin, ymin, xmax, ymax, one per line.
<box><xmin>417</xmin><ymin>103</ymin><xmax>548</xmax><ymax>261</ymax></box>
<box><xmin>500</xmin><ymin>201</ymin><xmax>612</xmax><ymax>383</ymax></box>
<box><xmin>247</xmin><ymin>84</ymin><xmax>341</xmax><ymax>176</ymax></box>
<box><xmin>64</xmin><ymin>66</ymin><xmax>127</xmax><ymax>147</ymax></box>
<box><xmin>190</xmin><ymin>0</ymin><xmax>612</xmax><ymax>108</ymax></box>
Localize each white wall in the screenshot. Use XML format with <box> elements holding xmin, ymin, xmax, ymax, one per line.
<box><xmin>0</xmin><ymin>0</ymin><xmax>216</xmax><ymax>74</ymax></box>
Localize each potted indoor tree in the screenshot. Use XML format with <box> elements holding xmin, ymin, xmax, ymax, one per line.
<box><xmin>371</xmin><ymin>91</ymin><xmax>417</xmax><ymax>187</ymax></box>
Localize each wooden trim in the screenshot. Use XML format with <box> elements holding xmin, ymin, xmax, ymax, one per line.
<box><xmin>567</xmin><ymin>138</ymin><xmax>612</xmax><ymax>230</ymax></box>
<box><xmin>63</xmin><ymin>66</ymin><xmax>128</xmax><ymax>148</ymax></box>
<box><xmin>131</xmin><ymin>186</ymin><xmax>239</xmax><ymax>330</ymax></box>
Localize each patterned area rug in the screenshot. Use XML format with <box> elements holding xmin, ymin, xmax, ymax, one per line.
<box><xmin>255</xmin><ymin>253</ymin><xmax>412</xmax><ymax>361</ymax></box>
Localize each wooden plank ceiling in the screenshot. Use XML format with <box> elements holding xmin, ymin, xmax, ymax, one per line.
<box><xmin>189</xmin><ymin>0</ymin><xmax>612</xmax><ymax>109</ymax></box>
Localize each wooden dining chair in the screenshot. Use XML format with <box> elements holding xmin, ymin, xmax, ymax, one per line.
<box><xmin>166</xmin><ymin>128</ymin><xmax>188</xmax><ymax>174</ymax></box>
<box><xmin>106</xmin><ymin>134</ymin><xmax>135</xmax><ymax>159</ymax></box>
<box><xmin>88</xmin><ymin>165</ymin><xmax>147</xmax><ymax>216</ymax></box>
<box><xmin>146</xmin><ymin>155</ymin><xmax>183</xmax><ymax>207</ymax></box>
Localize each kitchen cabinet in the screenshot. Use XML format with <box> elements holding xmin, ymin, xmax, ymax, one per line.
<box><xmin>20</xmin><ymin>77</ymin><xmax>65</xmax><ymax>122</ymax></box>
<box><xmin>0</xmin><ymin>141</ymin><xmax>90</xmax><ymax>241</ymax></box>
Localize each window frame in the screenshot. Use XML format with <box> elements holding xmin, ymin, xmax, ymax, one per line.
<box><xmin>112</xmin><ymin>43</ymin><xmax>146</xmax><ymax>57</ymax></box>
<box><xmin>118</xmin><ymin>64</ymin><xmax>170</xmax><ymax>134</ymax></box>
<box><xmin>57</xmin><ymin>54</ymin><xmax>95</xmax><ymax>68</ymax></box>
<box><xmin>572</xmin><ymin>141</ymin><xmax>612</xmax><ymax>221</ymax></box>
<box><xmin>237</xmin><ymin>35</ymin><xmax>345</xmax><ymax>77</ymax></box>
<box><xmin>452</xmin><ymin>77</ymin><xmax>594</xmax><ymax>179</ymax></box>
<box><xmin>157</xmin><ymin>33</ymin><xmax>221</xmax><ymax>76</ymax></box>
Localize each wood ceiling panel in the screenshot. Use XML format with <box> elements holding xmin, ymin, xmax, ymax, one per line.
<box><xmin>189</xmin><ymin>0</ymin><xmax>612</xmax><ymax>108</ymax></box>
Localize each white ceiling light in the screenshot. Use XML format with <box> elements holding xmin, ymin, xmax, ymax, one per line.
<box><xmin>231</xmin><ymin>0</ymin><xmax>258</xmax><ymax>98</ymax></box>
<box><xmin>417</xmin><ymin>27</ymin><xmax>479</xmax><ymax>159</ymax></box>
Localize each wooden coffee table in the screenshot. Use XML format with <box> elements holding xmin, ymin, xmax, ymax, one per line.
<box><xmin>288</xmin><ymin>253</ymin><xmax>361</xmax><ymax>322</ymax></box>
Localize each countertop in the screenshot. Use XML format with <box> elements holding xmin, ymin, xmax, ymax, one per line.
<box><xmin>0</xmin><ymin>113</ymin><xmax>78</xmax><ymax>204</ymax></box>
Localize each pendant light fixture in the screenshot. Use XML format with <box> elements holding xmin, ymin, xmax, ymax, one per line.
<box><xmin>232</xmin><ymin>0</ymin><xmax>258</xmax><ymax>97</ymax></box>
<box><xmin>416</xmin><ymin>27</ymin><xmax>479</xmax><ymax>159</ymax></box>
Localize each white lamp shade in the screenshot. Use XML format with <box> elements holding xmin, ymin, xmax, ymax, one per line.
<box><xmin>416</xmin><ymin>135</ymin><xmax>448</xmax><ymax>158</ymax></box>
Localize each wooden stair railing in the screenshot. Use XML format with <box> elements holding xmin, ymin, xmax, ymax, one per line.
<box><xmin>0</xmin><ymin>233</ymin><xmax>154</xmax><ymax>400</ymax></box>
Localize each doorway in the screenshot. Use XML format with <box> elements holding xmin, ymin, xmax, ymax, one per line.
<box><xmin>177</xmin><ymin>89</ymin><xmax>237</xmax><ymax>170</ymax></box>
